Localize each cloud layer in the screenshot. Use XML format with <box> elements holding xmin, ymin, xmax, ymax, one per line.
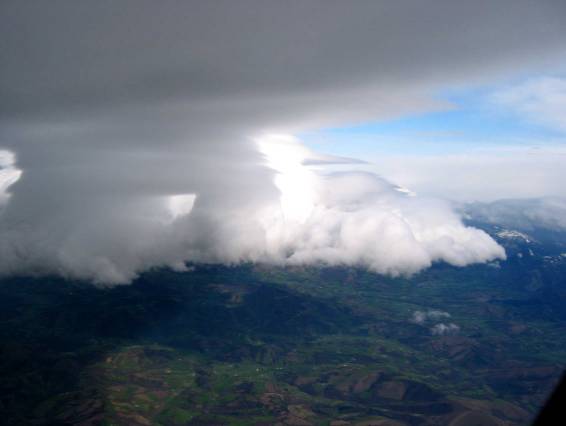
<box><xmin>0</xmin><ymin>136</ymin><xmax>505</xmax><ymax>283</ymax></box>
<box><xmin>464</xmin><ymin>197</ymin><xmax>566</xmax><ymax>231</ymax></box>
<box><xmin>370</xmin><ymin>146</ymin><xmax>566</xmax><ymax>202</ymax></box>
<box><xmin>1</xmin><ymin>1</ymin><xmax>563</xmax><ymax>283</ymax></box>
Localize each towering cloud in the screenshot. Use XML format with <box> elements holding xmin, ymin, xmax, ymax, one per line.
<box><xmin>1</xmin><ymin>1</ymin><xmax>564</xmax><ymax>283</ymax></box>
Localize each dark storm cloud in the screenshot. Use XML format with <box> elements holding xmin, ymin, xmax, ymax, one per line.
<box><xmin>2</xmin><ymin>0</ymin><xmax>565</xmax><ymax>117</ymax></box>
<box><xmin>0</xmin><ymin>1</ymin><xmax>564</xmax><ymax>283</ymax></box>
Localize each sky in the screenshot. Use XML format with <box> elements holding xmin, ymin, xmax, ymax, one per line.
<box><xmin>1</xmin><ymin>1</ymin><xmax>565</xmax><ymax>283</ymax></box>
<box><xmin>301</xmin><ymin>75</ymin><xmax>566</xmax><ymax>201</ymax></box>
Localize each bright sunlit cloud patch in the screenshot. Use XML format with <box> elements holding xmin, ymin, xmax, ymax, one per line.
<box><xmin>167</xmin><ymin>193</ymin><xmax>197</xmax><ymax>220</ymax></box>
<box><xmin>257</xmin><ymin>134</ymin><xmax>318</xmax><ymax>223</ymax></box>
<box><xmin>0</xmin><ymin>150</ymin><xmax>22</xmax><ymax>206</ymax></box>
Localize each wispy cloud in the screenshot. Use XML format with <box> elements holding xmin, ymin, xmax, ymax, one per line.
<box><xmin>491</xmin><ymin>76</ymin><xmax>566</xmax><ymax>133</ymax></box>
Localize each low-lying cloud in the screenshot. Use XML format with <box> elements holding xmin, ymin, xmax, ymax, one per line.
<box><xmin>411</xmin><ymin>310</ymin><xmax>452</xmax><ymax>325</ymax></box>
<box><xmin>431</xmin><ymin>323</ymin><xmax>461</xmax><ymax>336</ymax></box>
<box><xmin>410</xmin><ymin>310</ymin><xmax>460</xmax><ymax>335</ymax></box>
